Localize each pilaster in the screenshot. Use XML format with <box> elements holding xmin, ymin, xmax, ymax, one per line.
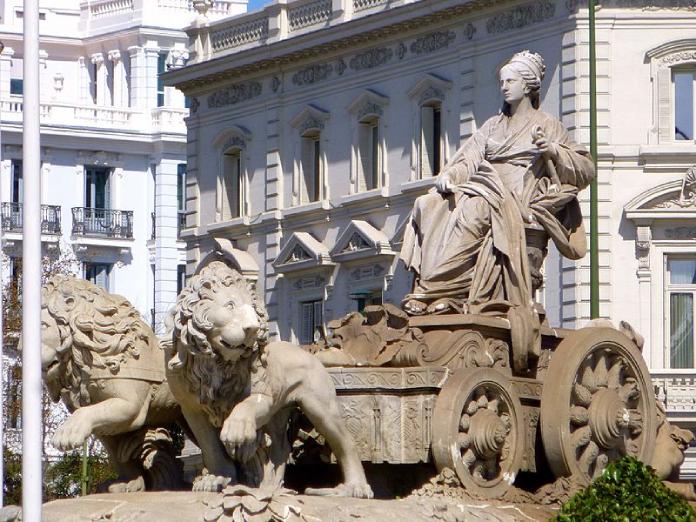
<box><xmin>0</xmin><ymin>47</ymin><xmax>14</xmax><ymax>99</ymax></box>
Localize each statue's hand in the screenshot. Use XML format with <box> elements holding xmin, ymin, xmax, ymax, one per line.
<box><xmin>532</xmin><ymin>131</ymin><xmax>559</xmax><ymax>163</ymax></box>
<box><xmin>220</xmin><ymin>409</ymin><xmax>258</xmax><ymax>462</ymax></box>
<box><xmin>435</xmin><ymin>173</ymin><xmax>454</xmax><ymax>194</ymax></box>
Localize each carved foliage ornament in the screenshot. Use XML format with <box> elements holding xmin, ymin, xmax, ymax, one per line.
<box><xmin>656</xmin><ymin>166</ymin><xmax>696</xmax><ymax>209</ymax></box>
<box><xmin>410</xmin><ymin>31</ymin><xmax>456</xmax><ymax>55</ymax></box>
<box><xmin>292</xmin><ymin>63</ymin><xmax>333</xmax><ymax>86</ymax></box>
<box><xmin>350</xmin><ymin>47</ymin><xmax>393</xmax><ymax>71</ymax></box>
<box><xmin>298</xmin><ymin>117</ymin><xmax>325</xmax><ymax>135</ymax></box>
<box><xmin>207</xmin><ymin>81</ymin><xmax>262</xmax><ymax>108</ymax></box>
<box><xmin>662</xmin><ymin>50</ymin><xmax>696</xmax><ymax>66</ymax></box>
<box><xmin>486</xmin><ymin>2</ymin><xmax>556</xmax><ymax>34</ymax></box>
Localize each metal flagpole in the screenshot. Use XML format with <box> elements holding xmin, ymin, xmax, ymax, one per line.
<box><xmin>21</xmin><ymin>0</ymin><xmax>43</xmax><ymax>520</ymax></box>
<box><xmin>589</xmin><ymin>0</ymin><xmax>600</xmax><ymax>319</ymax></box>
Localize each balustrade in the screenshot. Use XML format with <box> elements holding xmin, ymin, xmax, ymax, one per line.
<box><xmin>1</xmin><ymin>203</ymin><xmax>61</xmax><ymax>235</ymax></box>
<box><xmin>71</xmin><ymin>207</ymin><xmax>134</xmax><ymax>239</ymax></box>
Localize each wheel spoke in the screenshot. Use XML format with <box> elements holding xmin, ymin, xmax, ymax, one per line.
<box><xmin>459</xmin><ymin>414</ymin><xmax>470</xmax><ymax>431</ymax></box>
<box><xmin>571</xmin><ymin>426</ymin><xmax>591</xmax><ymax>449</ymax></box>
<box><xmin>573</xmin><ymin>383</ymin><xmax>593</xmax><ymax>407</ymax></box>
<box><xmin>458</xmin><ymin>432</ymin><xmax>471</xmax><ymax>450</ymax></box>
<box><xmin>594</xmin><ymin>351</ymin><xmax>609</xmax><ymax>388</ymax></box>
<box><xmin>487</xmin><ymin>399</ymin><xmax>499</xmax><ymax>414</ymax></box>
<box><xmin>594</xmin><ymin>452</ymin><xmax>609</xmax><ymax>478</ymax></box>
<box><xmin>462</xmin><ymin>448</ymin><xmax>476</xmax><ymax>468</ymax></box>
<box><xmin>580</xmin><ymin>363</ymin><xmax>598</xmax><ymax>392</ymax></box>
<box><xmin>570</xmin><ymin>406</ymin><xmax>589</xmax><ymax>426</ymax></box>
<box><xmin>607</xmin><ymin>359</ymin><xmax>624</xmax><ymax>389</ymax></box>
<box><xmin>579</xmin><ymin>440</ymin><xmax>599</xmax><ymax>475</ymax></box>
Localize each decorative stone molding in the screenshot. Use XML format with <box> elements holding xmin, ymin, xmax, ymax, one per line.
<box><xmin>271</xmin><ymin>76</ymin><xmax>282</xmax><ymax>92</ymax></box>
<box><xmin>292</xmin><ymin>62</ymin><xmax>333</xmax><ymax>86</ymax></box>
<box><xmin>464</xmin><ymin>23</ymin><xmax>476</xmax><ymax>40</ymax></box>
<box><xmin>665</xmin><ymin>227</ymin><xmax>696</xmax><ymax>240</ymax></box>
<box><xmin>169</xmin><ymin>49</ymin><xmax>189</xmax><ymax>69</ymax></box>
<box><xmin>189</xmin><ymin>97</ymin><xmax>200</xmax><ymax>114</ymax></box>
<box><xmin>656</xmin><ymin>166</ymin><xmax>696</xmax><ymax>208</ymax></box>
<box><xmin>349</xmin><ymin>47</ymin><xmax>393</xmax><ymax>71</ymax></box>
<box><xmin>107</xmin><ymin>50</ymin><xmax>121</xmax><ymax>63</ymax></box>
<box><xmin>39</xmin><ymin>50</ymin><xmax>48</xmax><ymax>68</ymax></box>
<box><xmin>486</xmin><ymin>2</ymin><xmax>555</xmax><ymax>34</ymax></box>
<box><xmin>196</xmin><ymin>237</ymin><xmax>260</xmax><ymax>281</ymax></box>
<box><xmin>409</xmin><ymin>30</ymin><xmax>456</xmax><ymax>55</ymax></box>
<box><xmin>90</xmin><ymin>52</ymin><xmax>104</xmax><ymax>66</ymax></box>
<box><xmin>77</xmin><ymin>150</ymin><xmax>122</xmax><ymax>167</ymax></box>
<box><xmin>210</xmin><ymin>15</ymin><xmax>269</xmax><ymax>52</ymax></box>
<box><xmin>347</xmin><ymin>89</ymin><xmax>389</xmax><ymax>122</ymax></box>
<box><xmin>407</xmin><ymin>73</ymin><xmax>453</xmax><ymax>105</ymax></box>
<box><xmin>289</xmin><ymin>104</ymin><xmax>330</xmax><ymax>136</ymax></box>
<box><xmin>569</xmin><ymin>0</ymin><xmax>696</xmax><ymax>11</ymax></box>
<box><xmin>330</xmin><ymin>220</ymin><xmax>395</xmax><ymax>263</ymax></box>
<box><xmin>636</xmin><ymin>226</ymin><xmax>652</xmax><ymax>270</ymax></box>
<box><xmin>353</xmin><ymin>0</ymin><xmax>388</xmax><ymax>12</ymax></box>
<box><xmin>273</xmin><ymin>231</ymin><xmax>334</xmax><ymax>274</ymax></box>
<box><xmin>207</xmin><ymin>81</ymin><xmax>262</xmax><ymax>108</ymax></box>
<box><xmin>337</xmin><ymin>58</ymin><xmax>347</xmax><ymax>75</ymax></box>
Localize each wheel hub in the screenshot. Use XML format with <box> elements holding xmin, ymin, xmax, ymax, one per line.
<box><xmin>469</xmin><ymin>408</ymin><xmax>508</xmax><ymax>459</ymax></box>
<box><xmin>588</xmin><ymin>388</ymin><xmax>628</xmax><ymax>450</ymax></box>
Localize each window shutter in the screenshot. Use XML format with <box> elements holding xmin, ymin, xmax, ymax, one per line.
<box><xmin>421</xmin><ymin>106</ymin><xmax>435</xmax><ymax>178</ymax></box>
<box><xmin>358</xmin><ymin>124</ymin><xmax>371</xmax><ymax>192</ymax></box>
<box><xmin>658</xmin><ymin>67</ymin><xmax>672</xmax><ymax>142</ymax></box>
<box><xmin>103</xmin><ymin>169</ymin><xmax>111</xmax><ymax>210</ymax></box>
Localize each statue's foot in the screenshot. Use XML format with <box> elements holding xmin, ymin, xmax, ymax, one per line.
<box><xmin>103</xmin><ymin>476</ymin><xmax>146</xmax><ymax>493</ymax></box>
<box><xmin>305</xmin><ymin>482</ymin><xmax>374</xmax><ymax>499</ymax></box>
<box><xmin>192</xmin><ymin>473</ymin><xmax>232</xmax><ymax>492</ymax></box>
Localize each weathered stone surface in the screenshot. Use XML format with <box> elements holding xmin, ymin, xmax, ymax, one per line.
<box><xmin>41</xmin><ymin>492</ymin><xmax>554</xmax><ymax>521</ymax></box>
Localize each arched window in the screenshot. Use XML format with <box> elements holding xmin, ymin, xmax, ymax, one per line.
<box><xmin>222</xmin><ymin>146</ymin><xmax>243</xmax><ymax>219</ymax></box>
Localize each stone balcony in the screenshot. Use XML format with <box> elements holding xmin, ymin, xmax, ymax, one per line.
<box><xmin>652</xmin><ymin>369</ymin><xmax>696</xmax><ymax>424</ymax></box>
<box><xmin>0</xmin><ymin>97</ymin><xmax>188</xmax><ymax>136</ymax></box>
<box><xmin>187</xmin><ymin>0</ymin><xmax>418</xmax><ymax>64</ymax></box>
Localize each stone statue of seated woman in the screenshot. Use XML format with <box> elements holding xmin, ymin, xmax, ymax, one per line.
<box><xmin>400</xmin><ymin>50</ymin><xmax>595</xmax><ymax>371</ymax></box>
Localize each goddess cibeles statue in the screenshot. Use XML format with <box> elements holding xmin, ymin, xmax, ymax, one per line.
<box><xmin>400</xmin><ymin>50</ymin><xmax>594</xmax><ymax>370</ymax></box>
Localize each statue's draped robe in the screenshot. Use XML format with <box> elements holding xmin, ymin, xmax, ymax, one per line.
<box><xmin>401</xmin><ymin>110</ymin><xmax>595</xmax><ymax>312</ymax></box>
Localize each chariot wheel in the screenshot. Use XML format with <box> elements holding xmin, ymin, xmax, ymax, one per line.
<box><xmin>432</xmin><ymin>368</ymin><xmax>523</xmax><ymax>498</ymax></box>
<box><xmin>540</xmin><ymin>327</ymin><xmax>656</xmax><ymax>484</ymax></box>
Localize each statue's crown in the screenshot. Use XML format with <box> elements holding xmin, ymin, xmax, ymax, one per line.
<box><xmin>509</xmin><ymin>50</ymin><xmax>546</xmax><ymax>82</ymax></box>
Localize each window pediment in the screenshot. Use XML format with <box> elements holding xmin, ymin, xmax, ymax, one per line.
<box><xmin>407</xmin><ymin>73</ymin><xmax>452</xmax><ymax>105</ymax></box>
<box><xmin>647</xmin><ymin>39</ymin><xmax>696</xmax><ymax>68</ymax></box>
<box><xmin>330</xmin><ymin>220</ymin><xmax>394</xmax><ymax>262</ymax></box>
<box><xmin>625</xmin><ymin>166</ymin><xmax>696</xmax><ymax>221</ymax></box>
<box><xmin>290</xmin><ymin>104</ymin><xmax>330</xmax><ymax>136</ymax></box>
<box><xmin>213</xmin><ymin>125</ymin><xmax>252</xmax><ymax>151</ymax></box>
<box><xmin>273</xmin><ymin>231</ymin><xmax>334</xmax><ymax>273</ymax></box>
<box><xmin>347</xmin><ymin>89</ymin><xmax>389</xmax><ymax>122</ymax></box>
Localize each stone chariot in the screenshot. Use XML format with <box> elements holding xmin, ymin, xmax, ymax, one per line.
<box><xmin>321</xmin><ymin>297</ymin><xmax>656</xmax><ymax>498</ymax></box>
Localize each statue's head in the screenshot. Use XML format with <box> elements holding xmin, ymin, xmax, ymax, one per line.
<box><xmin>500</xmin><ymin>50</ymin><xmax>545</xmax><ymax>110</ymax></box>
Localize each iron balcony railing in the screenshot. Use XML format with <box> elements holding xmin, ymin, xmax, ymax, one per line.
<box><xmin>1</xmin><ymin>202</ymin><xmax>61</xmax><ymax>235</ymax></box>
<box><xmin>71</xmin><ymin>207</ymin><xmax>133</xmax><ymax>239</ymax></box>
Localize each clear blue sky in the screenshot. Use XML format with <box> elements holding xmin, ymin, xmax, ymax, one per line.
<box><xmin>248</xmin><ymin>0</ymin><xmax>273</xmax><ymax>11</ymax></box>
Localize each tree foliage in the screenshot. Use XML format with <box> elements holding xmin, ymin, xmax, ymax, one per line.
<box><xmin>554</xmin><ymin>456</ymin><xmax>696</xmax><ymax>522</ymax></box>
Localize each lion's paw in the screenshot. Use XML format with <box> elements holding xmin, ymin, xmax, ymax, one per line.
<box><xmin>104</xmin><ymin>476</ymin><xmax>146</xmax><ymax>494</ymax></box>
<box><xmin>305</xmin><ymin>482</ymin><xmax>374</xmax><ymax>499</ymax></box>
<box><xmin>192</xmin><ymin>473</ymin><xmax>232</xmax><ymax>492</ymax></box>
<box><xmin>52</xmin><ymin>415</ymin><xmax>92</xmax><ymax>451</ymax></box>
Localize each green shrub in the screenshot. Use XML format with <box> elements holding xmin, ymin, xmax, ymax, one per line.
<box><xmin>554</xmin><ymin>456</ymin><xmax>696</xmax><ymax>522</ymax></box>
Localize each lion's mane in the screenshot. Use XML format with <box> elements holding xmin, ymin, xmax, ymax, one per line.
<box><xmin>165</xmin><ymin>261</ymin><xmax>269</xmax><ymax>427</ymax></box>
<box><xmin>42</xmin><ymin>275</ymin><xmax>154</xmax><ymax>407</ymax></box>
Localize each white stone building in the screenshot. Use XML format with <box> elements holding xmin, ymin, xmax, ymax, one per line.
<box><xmin>166</xmin><ymin>0</ymin><xmax>696</xmax><ymax>474</ymax></box>
<box><xmin>0</xmin><ymin>0</ymin><xmax>248</xmax><ymax>332</ymax></box>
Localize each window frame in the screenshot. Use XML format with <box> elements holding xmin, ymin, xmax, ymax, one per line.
<box><xmin>673</xmin><ymin>67</ymin><xmax>696</xmax><ymax>142</ymax></box>
<box><xmin>220</xmin><ymin>147</ymin><xmax>244</xmax><ymax>220</ymax></box>
<box><xmin>157</xmin><ymin>52</ymin><xmax>167</xmax><ymax>107</ymax></box>
<box><xmin>664</xmin><ymin>255</ymin><xmax>696</xmax><ymax>369</ymax></box>
<box><xmin>419</xmin><ymin>101</ymin><xmax>443</xmax><ymax>178</ymax></box>
<box><xmin>299</xmin><ymin>130</ymin><xmax>322</xmax><ymax>204</ymax></box>
<box><xmin>356</xmin><ymin>116</ymin><xmax>381</xmax><ymax>192</ymax></box>
<box><xmin>298</xmin><ymin>298</ymin><xmax>324</xmax><ymax>345</ymax></box>
<box><xmin>84</xmin><ymin>262</ymin><xmax>112</xmax><ymax>291</ymax></box>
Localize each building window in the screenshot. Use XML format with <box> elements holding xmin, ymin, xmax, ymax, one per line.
<box><xmin>10</xmin><ymin>79</ymin><xmax>23</xmax><ymax>96</ymax></box>
<box><xmin>420</xmin><ymin>103</ymin><xmax>442</xmax><ymax>177</ymax></box>
<box><xmin>221</xmin><ymin>149</ymin><xmax>243</xmax><ymax>219</ymax></box>
<box><xmin>85</xmin><ymin>262</ymin><xmax>111</xmax><ymax>291</ymax></box>
<box><xmin>85</xmin><ymin>166</ymin><xmax>111</xmax><ymax>209</ymax></box>
<box><xmin>177</xmin><ymin>265</ymin><xmax>186</xmax><ymax>295</ymax></box>
<box><xmin>357</xmin><ymin>118</ymin><xmax>380</xmax><ymax>192</ymax></box>
<box><xmin>666</xmin><ymin>257</ymin><xmax>696</xmax><ymax>368</ymax></box>
<box><xmin>300</xmin><ymin>132</ymin><xmax>321</xmax><ymax>203</ymax></box>
<box><xmin>11</xmin><ymin>160</ymin><xmax>23</xmax><ymax>204</ymax></box>
<box><xmin>674</xmin><ymin>69</ymin><xmax>695</xmax><ymax>141</ymax></box>
<box><xmin>350</xmin><ymin>290</ymin><xmax>382</xmax><ymax>314</ymax></box>
<box><xmin>299</xmin><ymin>299</ymin><xmax>323</xmax><ymax>345</ymax></box>
<box><xmin>157</xmin><ymin>53</ymin><xmax>167</xmax><ymax>107</ymax></box>
<box><xmin>177</xmin><ymin>163</ymin><xmax>186</xmax><ymax>232</ymax></box>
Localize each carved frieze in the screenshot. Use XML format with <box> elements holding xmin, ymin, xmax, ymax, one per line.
<box><xmin>271</xmin><ymin>76</ymin><xmax>281</xmax><ymax>92</ymax></box>
<box><xmin>350</xmin><ymin>47</ymin><xmax>393</xmax><ymax>71</ymax></box>
<box><xmin>292</xmin><ymin>275</ymin><xmax>327</xmax><ymax>290</ymax></box>
<box><xmin>298</xmin><ymin>116</ymin><xmax>325</xmax><ymax>135</ymax></box>
<box><xmin>350</xmin><ymin>264</ymin><xmax>385</xmax><ymax>280</ymax></box>
<box><xmin>292</xmin><ymin>63</ymin><xmax>334</xmax><ymax>86</ymax></box>
<box><xmin>207</xmin><ymin>81</ymin><xmax>262</xmax><ymax>108</ymax></box>
<box><xmin>410</xmin><ymin>30</ymin><xmax>456</xmax><ymax>55</ymax></box>
<box><xmin>655</xmin><ymin>166</ymin><xmax>696</xmax><ymax>208</ymax></box>
<box><xmin>665</xmin><ymin>227</ymin><xmax>696</xmax><ymax>240</ymax></box>
<box><xmin>464</xmin><ymin>23</ymin><xmax>476</xmax><ymax>40</ymax></box>
<box><xmin>569</xmin><ymin>0</ymin><xmax>696</xmax><ymax>11</ymax></box>
<box><xmin>337</xmin><ymin>58</ymin><xmax>347</xmax><ymax>75</ymax></box>
<box><xmin>397</xmin><ymin>42</ymin><xmax>407</xmax><ymax>60</ymax></box>
<box><xmin>486</xmin><ymin>2</ymin><xmax>555</xmax><ymax>34</ymax></box>
<box><xmin>189</xmin><ymin>97</ymin><xmax>200</xmax><ymax>114</ymax></box>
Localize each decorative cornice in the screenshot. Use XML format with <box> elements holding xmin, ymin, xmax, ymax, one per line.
<box><xmin>409</xmin><ymin>30</ymin><xmax>456</xmax><ymax>55</ymax></box>
<box><xmin>168</xmin><ymin>0</ymin><xmax>517</xmax><ymax>92</ymax></box>
<box><xmin>292</xmin><ymin>62</ymin><xmax>334</xmax><ymax>86</ymax></box>
<box><xmin>290</xmin><ymin>105</ymin><xmax>330</xmax><ymax>135</ymax></box>
<box><xmin>486</xmin><ymin>2</ymin><xmax>556</xmax><ymax>34</ymax></box>
<box><xmin>349</xmin><ymin>46</ymin><xmax>393</xmax><ymax>71</ymax></box>
<box><xmin>207</xmin><ymin>81</ymin><xmax>262</xmax><ymax>108</ymax></box>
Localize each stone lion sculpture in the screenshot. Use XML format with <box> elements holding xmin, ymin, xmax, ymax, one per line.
<box><xmin>164</xmin><ymin>260</ymin><xmax>373</xmax><ymax>498</ymax></box>
<box><xmin>41</xmin><ymin>275</ymin><xmax>186</xmax><ymax>492</ymax></box>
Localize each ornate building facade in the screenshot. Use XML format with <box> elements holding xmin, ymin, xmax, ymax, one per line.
<box><xmin>168</xmin><ymin>0</ymin><xmax>696</xmax><ymax>474</ymax></box>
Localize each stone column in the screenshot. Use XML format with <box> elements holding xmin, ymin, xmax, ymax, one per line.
<box><xmin>127</xmin><ymin>45</ymin><xmax>159</xmax><ymax>109</ymax></box>
<box><xmin>108</xmin><ymin>50</ymin><xmax>124</xmax><ymax>107</ymax></box>
<box><xmin>0</xmin><ymin>47</ymin><xmax>14</xmax><ymax>99</ymax></box>
<box><xmin>153</xmin><ymin>158</ymin><xmax>181</xmax><ymax>334</ymax></box>
<box><xmin>90</xmin><ymin>52</ymin><xmax>105</xmax><ymax>105</ymax></box>
<box><xmin>78</xmin><ymin>56</ymin><xmax>89</xmax><ymax>104</ymax></box>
